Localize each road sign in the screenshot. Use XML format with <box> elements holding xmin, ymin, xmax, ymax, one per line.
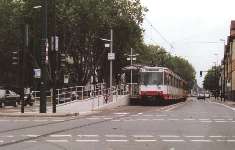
<box><xmin>33</xmin><ymin>69</ymin><xmax>41</xmax><ymax>78</ymax></box>
<box><xmin>108</xmin><ymin>53</ymin><xmax>115</xmax><ymax>60</ymax></box>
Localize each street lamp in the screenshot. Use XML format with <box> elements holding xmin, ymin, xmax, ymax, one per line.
<box><xmin>126</xmin><ymin>48</ymin><xmax>139</xmax><ymax>96</ymax></box>
<box><xmin>100</xmin><ymin>29</ymin><xmax>114</xmax><ymax>101</ymax></box>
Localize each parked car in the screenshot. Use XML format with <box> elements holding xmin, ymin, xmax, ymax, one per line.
<box><xmin>197</xmin><ymin>93</ymin><xmax>205</xmax><ymax>99</ymax></box>
<box><xmin>0</xmin><ymin>89</ymin><xmax>20</xmax><ymax>107</ymax></box>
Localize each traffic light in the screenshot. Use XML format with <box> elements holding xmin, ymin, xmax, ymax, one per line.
<box><xmin>60</xmin><ymin>53</ymin><xmax>66</xmax><ymax>67</ymax></box>
<box><xmin>200</xmin><ymin>71</ymin><xmax>202</xmax><ymax>77</ymax></box>
<box><xmin>12</xmin><ymin>51</ymin><xmax>19</xmax><ymax>65</ymax></box>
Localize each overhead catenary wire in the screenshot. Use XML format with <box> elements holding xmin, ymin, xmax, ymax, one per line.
<box><xmin>144</xmin><ymin>17</ymin><xmax>174</xmax><ymax>50</ymax></box>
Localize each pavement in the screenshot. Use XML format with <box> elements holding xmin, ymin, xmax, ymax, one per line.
<box><xmin>1</xmin><ymin>97</ymin><xmax>235</xmax><ymax>149</ymax></box>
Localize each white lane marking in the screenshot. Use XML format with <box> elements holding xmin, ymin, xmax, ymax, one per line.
<box><xmin>0</xmin><ymin>140</ymin><xmax>4</xmax><ymax>143</ymax></box>
<box><xmin>114</xmin><ymin>113</ymin><xmax>129</xmax><ymax>115</ymax></box>
<box><xmin>213</xmin><ymin>119</ymin><xmax>225</xmax><ymax>121</ymax></box>
<box><xmin>77</xmin><ymin>135</ymin><xmax>99</xmax><ymax>137</ymax></box>
<box><xmin>210</xmin><ymin>136</ymin><xmax>227</xmax><ymax>138</ymax></box>
<box><xmin>215</xmin><ymin>121</ymin><xmax>227</xmax><ymax>123</ymax></box>
<box><xmin>199</xmin><ymin>119</ymin><xmax>210</xmax><ymax>121</ymax></box>
<box><xmin>50</xmin><ymin>135</ymin><xmax>72</xmax><ymax>137</ymax></box>
<box><xmin>137</xmin><ymin>119</ymin><xmax>149</xmax><ymax>121</ymax></box>
<box><xmin>76</xmin><ymin>140</ymin><xmax>99</xmax><ymax>142</ymax></box>
<box><xmin>24</xmin><ymin>140</ymin><xmax>37</xmax><ymax>143</ymax></box>
<box><xmin>52</xmin><ymin>120</ymin><xmax>65</xmax><ymax>122</ymax></box>
<box><xmin>164</xmin><ymin>106</ymin><xmax>178</xmax><ymax>112</ymax></box>
<box><xmin>217</xmin><ymin>140</ymin><xmax>235</xmax><ymax>142</ymax></box>
<box><xmin>184</xmin><ymin>118</ymin><xmax>195</xmax><ymax>121</ymax></box>
<box><xmin>86</xmin><ymin>118</ymin><xmax>100</xmax><ymax>120</ymax></box>
<box><xmin>168</xmin><ymin>119</ymin><xmax>179</xmax><ymax>121</ymax></box>
<box><xmin>200</xmin><ymin>121</ymin><xmax>212</xmax><ymax>123</ymax></box>
<box><xmin>138</xmin><ymin>113</ymin><xmax>143</xmax><ymax>115</ymax></box>
<box><xmin>135</xmin><ymin>139</ymin><xmax>157</xmax><ymax>142</ymax></box>
<box><xmin>106</xmin><ymin>139</ymin><xmax>128</xmax><ymax>142</ymax></box>
<box><xmin>155</xmin><ymin>115</ymin><xmax>167</xmax><ymax>117</ymax></box>
<box><xmin>133</xmin><ymin>135</ymin><xmax>154</xmax><ymax>138</ymax></box>
<box><xmin>211</xmin><ymin>102</ymin><xmax>235</xmax><ymax>111</ymax></box>
<box><xmin>160</xmin><ymin>135</ymin><xmax>180</xmax><ymax>138</ymax></box>
<box><xmin>131</xmin><ymin>115</ymin><xmax>139</xmax><ymax>117</ymax></box>
<box><xmin>112</xmin><ymin>120</ymin><xmax>121</xmax><ymax>122</ymax></box>
<box><xmin>162</xmin><ymin>139</ymin><xmax>185</xmax><ymax>142</ymax></box>
<box><xmin>191</xmin><ymin>140</ymin><xmax>212</xmax><ymax>142</ymax></box>
<box><xmin>143</xmin><ymin>115</ymin><xmax>153</xmax><ymax>117</ymax></box>
<box><xmin>153</xmin><ymin>119</ymin><xmax>164</xmax><ymax>121</ymax></box>
<box><xmin>14</xmin><ymin>120</ymin><xmax>30</xmax><ymax>122</ymax></box>
<box><xmin>0</xmin><ymin>120</ymin><xmax>10</xmax><ymax>122</ymax></box>
<box><xmin>0</xmin><ymin>135</ymin><xmax>14</xmax><ymax>138</ymax></box>
<box><xmin>184</xmin><ymin>136</ymin><xmax>205</xmax><ymax>138</ymax></box>
<box><xmin>22</xmin><ymin>134</ymin><xmax>40</xmax><ymax>137</ymax></box>
<box><xmin>104</xmin><ymin>118</ymin><xmax>113</xmax><ymax>120</ymax></box>
<box><xmin>123</xmin><ymin>119</ymin><xmax>135</xmax><ymax>122</ymax></box>
<box><xmin>105</xmin><ymin>135</ymin><xmax>127</xmax><ymax>138</ymax></box>
<box><xmin>33</xmin><ymin>120</ymin><xmax>48</xmax><ymax>122</ymax></box>
<box><xmin>46</xmin><ymin>140</ymin><xmax>69</xmax><ymax>143</ymax></box>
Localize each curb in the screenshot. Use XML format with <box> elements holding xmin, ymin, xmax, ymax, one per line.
<box><xmin>0</xmin><ymin>112</ymin><xmax>79</xmax><ymax>117</ymax></box>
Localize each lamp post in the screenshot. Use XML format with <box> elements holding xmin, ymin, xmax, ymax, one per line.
<box><xmin>39</xmin><ymin>0</ymin><xmax>48</xmax><ymax>113</ymax></box>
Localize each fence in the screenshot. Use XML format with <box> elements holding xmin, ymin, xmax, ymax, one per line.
<box><xmin>31</xmin><ymin>83</ymin><xmax>129</xmax><ymax>106</ymax></box>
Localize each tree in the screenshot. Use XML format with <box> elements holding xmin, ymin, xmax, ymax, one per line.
<box><xmin>203</xmin><ymin>66</ymin><xmax>220</xmax><ymax>95</ymax></box>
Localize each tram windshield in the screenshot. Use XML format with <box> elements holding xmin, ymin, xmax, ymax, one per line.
<box><xmin>140</xmin><ymin>72</ymin><xmax>163</xmax><ymax>85</ymax></box>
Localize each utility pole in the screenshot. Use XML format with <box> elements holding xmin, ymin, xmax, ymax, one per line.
<box><xmin>110</xmin><ymin>29</ymin><xmax>113</xmax><ymax>101</ymax></box>
<box><xmin>40</xmin><ymin>0</ymin><xmax>48</xmax><ymax>113</ymax></box>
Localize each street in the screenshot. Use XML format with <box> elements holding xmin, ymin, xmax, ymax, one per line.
<box><xmin>0</xmin><ymin>97</ymin><xmax>235</xmax><ymax>150</ymax></box>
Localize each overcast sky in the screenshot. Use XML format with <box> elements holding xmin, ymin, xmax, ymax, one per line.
<box><xmin>141</xmin><ymin>0</ymin><xmax>235</xmax><ymax>87</ymax></box>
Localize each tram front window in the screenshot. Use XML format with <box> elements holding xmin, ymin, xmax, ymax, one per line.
<box><xmin>140</xmin><ymin>72</ymin><xmax>163</xmax><ymax>85</ymax></box>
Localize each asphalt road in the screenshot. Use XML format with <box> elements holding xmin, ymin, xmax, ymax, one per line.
<box><xmin>0</xmin><ymin>97</ymin><xmax>235</xmax><ymax>150</ymax></box>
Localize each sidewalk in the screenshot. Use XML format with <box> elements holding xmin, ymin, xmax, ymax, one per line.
<box><xmin>210</xmin><ymin>97</ymin><xmax>235</xmax><ymax>108</ymax></box>
<box><xmin>0</xmin><ymin>95</ymin><xmax>129</xmax><ymax>117</ymax></box>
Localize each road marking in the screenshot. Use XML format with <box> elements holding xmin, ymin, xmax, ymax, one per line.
<box><xmin>50</xmin><ymin>135</ymin><xmax>72</xmax><ymax>137</ymax></box>
<box><xmin>213</xmin><ymin>119</ymin><xmax>225</xmax><ymax>121</ymax></box>
<box><xmin>164</xmin><ymin>106</ymin><xmax>178</xmax><ymax>112</ymax></box>
<box><xmin>0</xmin><ymin>120</ymin><xmax>10</xmax><ymax>122</ymax></box>
<box><xmin>14</xmin><ymin>120</ymin><xmax>29</xmax><ymax>122</ymax></box>
<box><xmin>114</xmin><ymin>112</ymin><xmax>129</xmax><ymax>115</ymax></box>
<box><xmin>211</xmin><ymin>102</ymin><xmax>235</xmax><ymax>111</ymax></box>
<box><xmin>153</xmin><ymin>119</ymin><xmax>164</xmax><ymax>121</ymax></box>
<box><xmin>135</xmin><ymin>139</ymin><xmax>157</xmax><ymax>142</ymax></box>
<box><xmin>191</xmin><ymin>140</ymin><xmax>212</xmax><ymax>142</ymax></box>
<box><xmin>184</xmin><ymin>118</ymin><xmax>195</xmax><ymax>121</ymax></box>
<box><xmin>24</xmin><ymin>140</ymin><xmax>37</xmax><ymax>143</ymax></box>
<box><xmin>137</xmin><ymin>119</ymin><xmax>149</xmax><ymax>121</ymax></box>
<box><xmin>199</xmin><ymin>119</ymin><xmax>210</xmax><ymax>121</ymax></box>
<box><xmin>184</xmin><ymin>136</ymin><xmax>205</xmax><ymax>138</ymax></box>
<box><xmin>104</xmin><ymin>118</ymin><xmax>113</xmax><ymax>120</ymax></box>
<box><xmin>0</xmin><ymin>140</ymin><xmax>4</xmax><ymax>143</ymax></box>
<box><xmin>162</xmin><ymin>139</ymin><xmax>185</xmax><ymax>142</ymax></box>
<box><xmin>168</xmin><ymin>119</ymin><xmax>179</xmax><ymax>121</ymax></box>
<box><xmin>106</xmin><ymin>139</ymin><xmax>128</xmax><ymax>142</ymax></box>
<box><xmin>0</xmin><ymin>135</ymin><xmax>14</xmax><ymax>138</ymax></box>
<box><xmin>105</xmin><ymin>135</ymin><xmax>127</xmax><ymax>138</ymax></box>
<box><xmin>160</xmin><ymin>135</ymin><xmax>180</xmax><ymax>138</ymax></box>
<box><xmin>77</xmin><ymin>135</ymin><xmax>99</xmax><ymax>137</ymax></box>
<box><xmin>200</xmin><ymin>121</ymin><xmax>212</xmax><ymax>123</ymax></box>
<box><xmin>46</xmin><ymin>140</ymin><xmax>69</xmax><ymax>143</ymax></box>
<box><xmin>217</xmin><ymin>140</ymin><xmax>235</xmax><ymax>142</ymax></box>
<box><xmin>215</xmin><ymin>121</ymin><xmax>227</xmax><ymax>123</ymax></box>
<box><xmin>86</xmin><ymin>118</ymin><xmax>100</xmax><ymax>120</ymax></box>
<box><xmin>143</xmin><ymin>115</ymin><xmax>153</xmax><ymax>117</ymax></box>
<box><xmin>52</xmin><ymin>120</ymin><xmax>65</xmax><ymax>122</ymax></box>
<box><xmin>112</xmin><ymin>120</ymin><xmax>121</xmax><ymax>122</ymax></box>
<box><xmin>133</xmin><ymin>135</ymin><xmax>154</xmax><ymax>138</ymax></box>
<box><xmin>33</xmin><ymin>120</ymin><xmax>48</xmax><ymax>122</ymax></box>
<box><xmin>22</xmin><ymin>134</ymin><xmax>40</xmax><ymax>137</ymax></box>
<box><xmin>76</xmin><ymin>139</ymin><xmax>99</xmax><ymax>142</ymax></box>
<box><xmin>155</xmin><ymin>114</ymin><xmax>167</xmax><ymax>117</ymax></box>
<box><xmin>209</xmin><ymin>136</ymin><xmax>227</xmax><ymax>138</ymax></box>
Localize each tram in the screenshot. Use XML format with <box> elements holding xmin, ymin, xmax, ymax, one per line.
<box><xmin>139</xmin><ymin>66</ymin><xmax>187</xmax><ymax>104</ymax></box>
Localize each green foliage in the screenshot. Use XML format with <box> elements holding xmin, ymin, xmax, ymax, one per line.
<box><xmin>203</xmin><ymin>66</ymin><xmax>220</xmax><ymax>93</ymax></box>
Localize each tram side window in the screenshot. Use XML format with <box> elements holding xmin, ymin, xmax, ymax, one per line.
<box><xmin>164</xmin><ymin>72</ymin><xmax>169</xmax><ymax>85</ymax></box>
